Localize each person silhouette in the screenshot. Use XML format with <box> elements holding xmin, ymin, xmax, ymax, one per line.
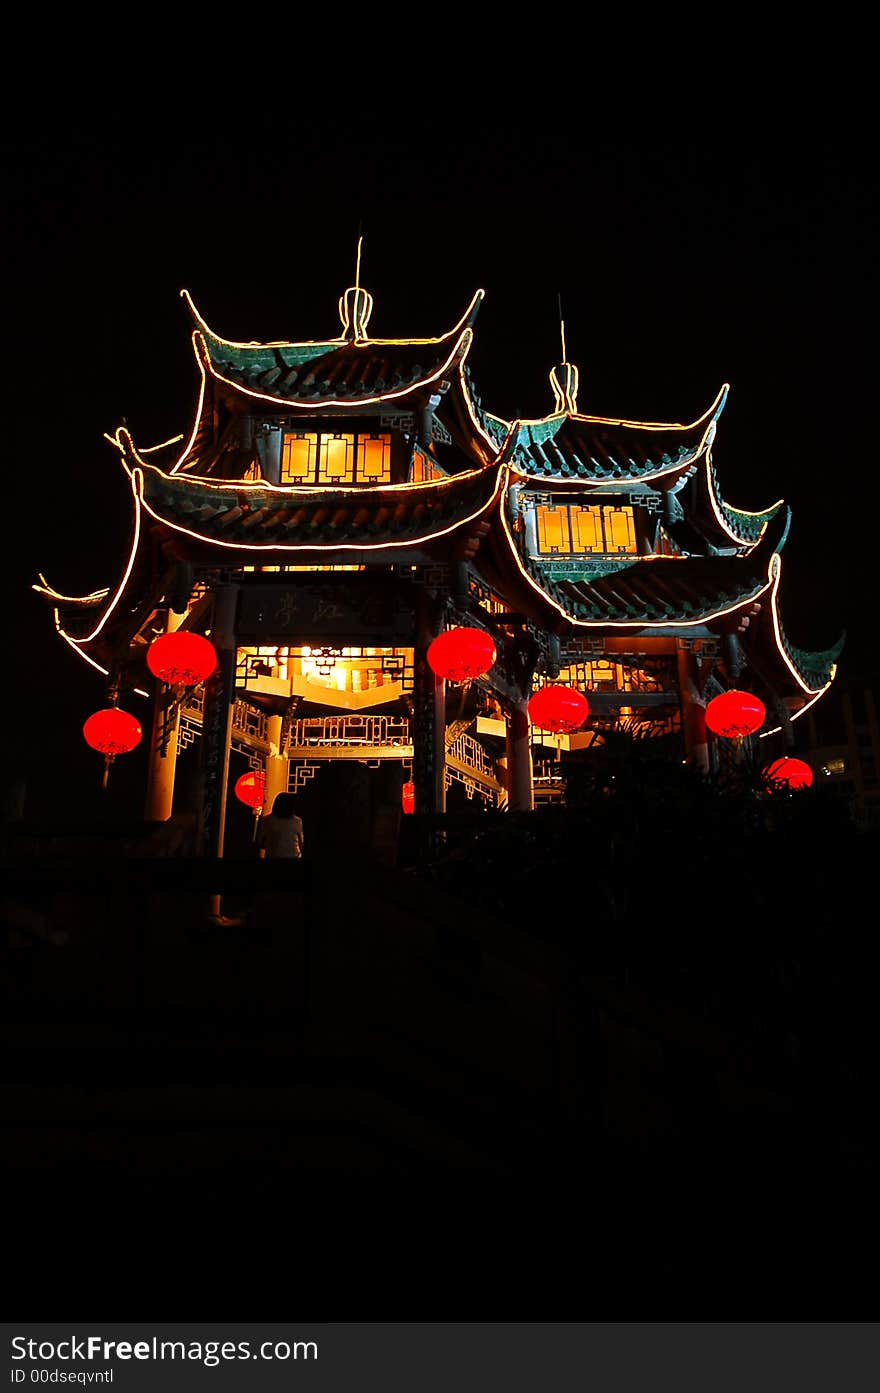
<box><xmin>256</xmin><ymin>792</ymin><xmax>304</xmax><ymax>859</ymax></box>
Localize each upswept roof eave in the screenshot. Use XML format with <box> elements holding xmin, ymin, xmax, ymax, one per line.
<box><xmin>482</xmin><ymin>473</ymin><xmax>788</xmax><ymax>632</ymax></box>
<box><xmin>192</xmin><ymin>325</ymin><xmax>478</xmax><ymax>413</ymax></box>
<box><xmin>132</xmin><ymin>439</ymin><xmax>499</xmax><ymax>499</ymax></box>
<box><xmin>36</xmin><ymin>432</ymin><xmax>147</xmax><ymax>637</ymax></box>
<box><xmin>182</xmin><ymin>286</ymin><xmax>485</xmax><ymax>353</ymax></box>
<box><xmin>724</xmin><ymin>497</ymin><xmax>786</xmax><ymax>539</ymax></box>
<box><xmin>498</xmin><ymin>385</ymin><xmax>729</xmax><ymax>488</ymax></box>
<box><xmin>483</xmin><ymin>410</ymin><xmax>511</xmax><ymax>447</ymax></box>
<box><xmin>555</xmin><ymin>564</ymin><xmax>770</xmax><ymax>634</ymax></box>
<box><xmin>702</xmin><ymin>448</ymin><xmax>787</xmax><ymax>547</ymax></box>
<box><xmin>787</xmin><ymin>630</ymin><xmax>846</xmax><ymax>673</ymax></box>
<box><xmin>506</xmin><ymin>381</ymin><xmax>730</xmax><ymax>441</ymax></box>
<box><xmin>744</xmin><ymin>553</ymin><xmax>844</xmax><ymax>699</ymax></box>
<box><xmin>169</xmin><ymin>339</ymin><xmax>215</xmax><ymax>473</ymax></box>
<box><xmin>131</xmin><ymin>454</ymin><xmax>506</xmax><ymax>554</ymax></box>
<box><xmin>32</xmin><ymin>576</ymin><xmax>110</xmax><ymax>610</ymax></box>
<box><xmin>574</xmin><ymin>381</ymin><xmax>729</xmax><ymax>433</ymax></box>
<box><xmin>440</xmin><ymin>363</ymin><xmax>513</xmax><ymax>467</ymax></box>
<box><xmin>33</xmin><ymin>471</ymin><xmax>158</xmax><ymax>691</ymax></box>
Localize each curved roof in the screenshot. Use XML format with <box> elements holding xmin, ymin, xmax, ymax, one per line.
<box><xmin>33</xmin><ymin>436</ymin><xmax>505</xmax><ymax>681</ymax></box>
<box><xmin>500</xmin><ymin>384</ymin><xmax>729</xmax><ymax>487</ymax></box>
<box><xmin>479</xmin><ymin>485</ymin><xmax>791</xmax><ymax>632</ymax></box>
<box><xmin>741</xmin><ymin>554</ymin><xmax>844</xmax><ymax>700</ymax></box>
<box><xmin>32</xmin><ymin>466</ymin><xmax>161</xmax><ymax>684</ymax></box>
<box><xmin>691</xmin><ymin>448</ymin><xmax>786</xmax><ymax>548</ymax></box>
<box><xmin>183</xmin><ymin>287</ymin><xmax>484</xmax><ymax>410</ymax></box>
<box><xmin>133</xmin><ymin>456</ymin><xmax>504</xmax><ymax>553</ymax></box>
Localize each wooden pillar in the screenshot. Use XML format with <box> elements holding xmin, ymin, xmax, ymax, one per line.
<box><xmin>506</xmin><ymin>699</ymin><xmax>534</xmax><ymax>812</ymax></box>
<box><xmin>412</xmin><ymin>654</ymin><xmax>446</xmax><ymax>816</ymax></box>
<box><xmin>200</xmin><ymin>584</ymin><xmax>238</xmax><ymax>858</ymax></box>
<box><xmin>144</xmin><ymin>609</ymin><xmax>184</xmax><ymax>822</ymax></box>
<box><xmin>723</xmin><ymin>632</ymin><xmax>742</xmax><ymax>680</ymax></box>
<box><xmin>412</xmin><ymin>593</ymin><xmax>446</xmax><ymax>828</ymax></box>
<box><xmin>264</xmin><ymin>714</ymin><xmax>288</xmax><ymax>813</ymax></box>
<box><xmin>676</xmin><ymin>642</ymin><xmax>709</xmax><ymax>773</ymax></box>
<box><xmin>255</xmin><ymin>421</ymin><xmax>282</xmax><ymax>484</ymax></box>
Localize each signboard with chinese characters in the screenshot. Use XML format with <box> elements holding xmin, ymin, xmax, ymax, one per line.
<box><xmin>236</xmin><ymin>578</ymin><xmax>415</xmax><ymax>644</ymax></box>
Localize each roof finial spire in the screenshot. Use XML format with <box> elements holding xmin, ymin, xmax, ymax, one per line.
<box><xmin>355</xmin><ymin>221</ymin><xmax>363</xmax><ymax>294</ymax></box>
<box><xmin>558</xmin><ymin>291</ymin><xmax>567</xmax><ymax>366</ymax></box>
<box><xmin>550</xmin><ymin>292</ymin><xmax>578</xmax><ymax>413</ymax></box>
<box><xmin>339</xmin><ymin>221</ymin><xmax>373</xmax><ymax>341</ymax></box>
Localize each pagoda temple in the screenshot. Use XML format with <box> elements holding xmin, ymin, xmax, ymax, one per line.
<box><xmin>35</xmin><ymin>280</ymin><xmax>842</xmax><ymax>854</ymax></box>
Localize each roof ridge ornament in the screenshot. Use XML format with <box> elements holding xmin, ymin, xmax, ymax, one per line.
<box><xmin>550</xmin><ymin>362</ymin><xmax>579</xmax><ymax>414</ymax></box>
<box><xmin>338</xmin><ymin>285</ymin><xmax>374</xmax><ymax>342</ymax></box>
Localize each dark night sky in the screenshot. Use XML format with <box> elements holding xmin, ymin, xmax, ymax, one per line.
<box><xmin>4</xmin><ymin>84</ymin><xmax>877</xmax><ymax>812</ymax></box>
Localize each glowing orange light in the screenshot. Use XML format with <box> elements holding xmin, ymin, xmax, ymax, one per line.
<box><xmin>83</xmin><ymin>708</ymin><xmax>143</xmax><ymax>755</ymax></box>
<box><xmin>401</xmin><ymin>780</ymin><xmax>415</xmax><ymax>814</ymax></box>
<box><xmin>147</xmin><ymin>631</ymin><xmax>217</xmax><ymax>686</ymax></box>
<box><xmin>763</xmin><ymin>757</ymin><xmax>813</xmax><ymax>790</ymax></box>
<box><xmin>705</xmin><ymin>690</ymin><xmax>766</xmax><ymax>739</ymax></box>
<box><xmin>527</xmin><ymin>686</ymin><xmax>589</xmax><ymax>733</ymax></box>
<box><xmin>234</xmin><ymin>771</ymin><xmax>265</xmax><ymax>810</ymax></box>
<box><xmin>426</xmin><ymin>627</ymin><xmax>496</xmax><ymax>682</ymax></box>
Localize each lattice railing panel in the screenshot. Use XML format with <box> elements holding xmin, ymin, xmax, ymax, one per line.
<box><xmin>287</xmin><ymin>762</ymin><xmax>321</xmax><ymax>793</ymax></box>
<box><xmin>445</xmin><ymin>764</ymin><xmax>504</xmax><ymax>807</ymax></box>
<box><xmin>467</xmin><ymin>573</ymin><xmax>510</xmax><ymax>615</ymax></box>
<box><xmin>233</xmin><ymin>700</ymin><xmax>270</xmax><ymax>745</ymax></box>
<box><xmin>447</xmin><ymin>729</ymin><xmax>498</xmax><ymax>782</ymax></box>
<box><xmin>236</xmin><ymin>645</ymin><xmax>414</xmax><ymax>695</ymax></box>
<box><xmin>178</xmin><ymin>716</ymin><xmax>201</xmax><ymax>754</ymax></box>
<box><xmin>179</xmin><ymin>694</ymin><xmax>271</xmax><ymax>755</ymax></box>
<box><xmin>537</xmin><ymin>656</ymin><xmax>677</xmax><ymax>696</ymax></box>
<box><xmin>286</xmin><ymin>715</ymin><xmax>412</xmax><ymax>752</ymax></box>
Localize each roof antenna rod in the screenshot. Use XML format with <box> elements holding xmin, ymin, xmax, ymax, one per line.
<box><xmin>355</xmin><ymin>220</ymin><xmax>363</xmax><ymax>294</ymax></box>
<box><xmin>558</xmin><ymin>291</ymin><xmax>567</xmax><ymax>364</ymax></box>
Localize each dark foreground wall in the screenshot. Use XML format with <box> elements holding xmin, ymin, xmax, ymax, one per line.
<box><xmin>3</xmin><ymin>800</ymin><xmax>877</xmax><ymax>1316</ymax></box>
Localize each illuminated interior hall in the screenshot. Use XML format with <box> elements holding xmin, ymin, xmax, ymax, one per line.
<box><xmin>34</xmin><ymin>275</ymin><xmax>842</xmax><ymax>851</ymax></box>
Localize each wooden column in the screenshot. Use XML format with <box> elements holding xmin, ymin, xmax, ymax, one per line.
<box><xmin>264</xmin><ymin>714</ymin><xmax>288</xmax><ymax>813</ymax></box>
<box><xmin>676</xmin><ymin>642</ymin><xmax>709</xmax><ymax>773</ymax></box>
<box><xmin>255</xmin><ymin>422</ymin><xmax>282</xmax><ymax>484</ymax></box>
<box><xmin>506</xmin><ymin>699</ymin><xmax>534</xmax><ymax>812</ymax></box>
<box><xmin>200</xmin><ymin>584</ymin><xmax>238</xmax><ymax>858</ymax></box>
<box><xmin>144</xmin><ymin>609</ymin><xmax>184</xmax><ymax>822</ymax></box>
<box><xmin>723</xmin><ymin>632</ymin><xmax>742</xmax><ymax>680</ymax></box>
<box><xmin>412</xmin><ymin>593</ymin><xmax>446</xmax><ymax>822</ymax></box>
<box><xmin>412</xmin><ymin>655</ymin><xmax>446</xmax><ymax>817</ymax></box>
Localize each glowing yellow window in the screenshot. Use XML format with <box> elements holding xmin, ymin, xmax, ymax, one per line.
<box><xmin>589</xmin><ymin>660</ymin><xmax>616</xmax><ymax>684</ymax></box>
<box><xmin>536</xmin><ymin>506</ymin><xmax>571</xmax><ymax>553</ymax></box>
<box><xmin>604</xmin><ymin>506</ymin><xmax>637</xmax><ymax>552</ymax></box>
<box><xmin>358</xmin><ymin>433</ymin><xmax>392</xmax><ymax>484</ymax></box>
<box><xmin>318</xmin><ymin>434</ymin><xmax>355</xmax><ymax>484</ymax></box>
<box><xmin>281</xmin><ymin>432</ymin><xmax>318</xmax><ymax>483</ymax></box>
<box><xmin>570</xmin><ymin>506</ymin><xmax>604</xmax><ymax>553</ymax></box>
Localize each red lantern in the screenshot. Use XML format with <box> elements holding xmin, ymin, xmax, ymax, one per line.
<box><xmin>234</xmin><ymin>770</ymin><xmax>266</xmax><ymax>810</ymax></box>
<box><xmin>401</xmin><ymin>780</ymin><xmax>415</xmax><ymax>815</ymax></box>
<box><xmin>763</xmin><ymin>757</ymin><xmax>813</xmax><ymax>790</ymax></box>
<box><xmin>527</xmin><ymin>685</ymin><xmax>589</xmax><ymax>734</ymax></box>
<box><xmin>83</xmin><ymin>708</ymin><xmax>143</xmax><ymax>755</ymax></box>
<box><xmin>147</xmin><ymin>631</ymin><xmax>217</xmax><ymax>686</ymax></box>
<box><xmin>426</xmin><ymin>627</ymin><xmax>496</xmax><ymax>683</ymax></box>
<box><xmin>705</xmin><ymin>690</ymin><xmax>766</xmax><ymax>739</ymax></box>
